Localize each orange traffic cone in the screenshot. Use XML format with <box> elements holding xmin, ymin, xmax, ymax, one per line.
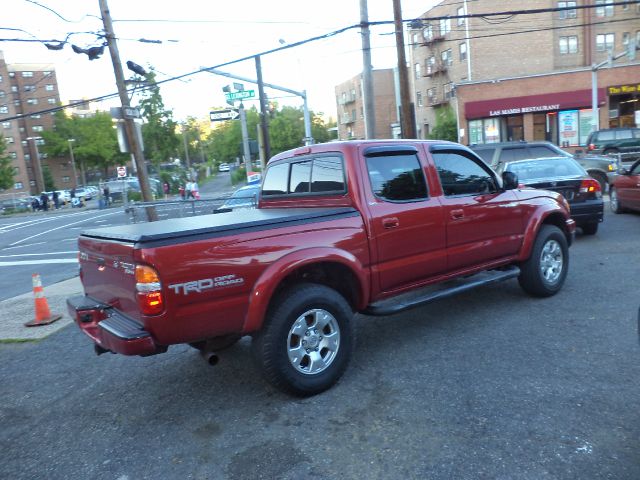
<box><xmin>24</xmin><ymin>274</ymin><xmax>62</xmax><ymax>327</ymax></box>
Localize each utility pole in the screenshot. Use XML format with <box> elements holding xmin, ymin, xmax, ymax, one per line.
<box><xmin>239</xmin><ymin>102</ymin><xmax>251</xmax><ymax>166</ymax></box>
<box><xmin>182</xmin><ymin>125</ymin><xmax>190</xmax><ymax>170</ymax></box>
<box><xmin>393</xmin><ymin>0</ymin><xmax>416</xmax><ymax>138</ymax></box>
<box><xmin>360</xmin><ymin>0</ymin><xmax>375</xmax><ymax>139</ymax></box>
<box><xmin>99</xmin><ymin>0</ymin><xmax>157</xmax><ymax>221</ymax></box>
<box><xmin>255</xmin><ymin>55</ymin><xmax>271</xmax><ymax>160</ymax></box>
<box><xmin>67</xmin><ymin>139</ymin><xmax>78</xmax><ymax>187</ymax></box>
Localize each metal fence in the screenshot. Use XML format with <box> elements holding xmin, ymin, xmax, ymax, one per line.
<box><xmin>124</xmin><ymin>194</ymin><xmax>258</xmax><ymax>223</ymax></box>
<box><xmin>607</xmin><ymin>150</ymin><xmax>640</xmax><ymax>166</ymax></box>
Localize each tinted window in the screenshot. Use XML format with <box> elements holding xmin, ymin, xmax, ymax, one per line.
<box><xmin>616</xmin><ymin>129</ymin><xmax>633</xmax><ymax>140</ymax></box>
<box><xmin>290</xmin><ymin>161</ymin><xmax>311</xmax><ymax>193</ymax></box>
<box><xmin>597</xmin><ymin>130</ymin><xmax>615</xmax><ymax>141</ymax></box>
<box><xmin>311</xmin><ymin>156</ymin><xmax>345</xmax><ymax>193</ymax></box>
<box><xmin>528</xmin><ymin>145</ymin><xmax>568</xmax><ymax>158</ymax></box>
<box><xmin>505</xmin><ymin>158</ymin><xmax>584</xmax><ymax>181</ymax></box>
<box><xmin>366</xmin><ymin>154</ymin><xmax>427</xmax><ymax>201</ymax></box>
<box><xmin>473</xmin><ymin>148</ymin><xmax>496</xmax><ymax>164</ymax></box>
<box><xmin>499</xmin><ymin>147</ymin><xmax>530</xmax><ymax>162</ymax></box>
<box><xmin>633</xmin><ymin>130</ymin><xmax>640</xmax><ymax>139</ymax></box>
<box><xmin>262</xmin><ymin>163</ymin><xmax>289</xmax><ymax>196</ymax></box>
<box><xmin>433</xmin><ymin>151</ymin><xmax>497</xmax><ymax>196</ymax></box>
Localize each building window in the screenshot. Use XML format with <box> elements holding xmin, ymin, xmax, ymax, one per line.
<box><xmin>441</xmin><ymin>49</ymin><xmax>453</xmax><ymax>66</ymax></box>
<box><xmin>0</xmin><ymin>75</ymin><xmax>2</xmax><ymax>83</ymax></box>
<box><xmin>622</xmin><ymin>1</ymin><xmax>629</xmax><ymax>9</ymax></box>
<box><xmin>9</xmin><ymin>72</ymin><xmax>15</xmax><ymax>78</ymax></box>
<box><xmin>10</xmin><ymin>152</ymin><xmax>17</xmax><ymax>159</ymax></box>
<box><xmin>2</xmin><ymin>121</ymin><xmax>10</xmax><ymax>129</ymax></box>
<box><xmin>14</xmin><ymin>182</ymin><xmax>24</xmax><ymax>189</ymax></box>
<box><xmin>427</xmin><ymin>88</ymin><xmax>436</xmax><ymax>104</ymax></box>
<box><xmin>36</xmin><ymin>138</ymin><xmax>45</xmax><ymax>146</ymax></box>
<box><xmin>622</xmin><ymin>32</ymin><xmax>630</xmax><ymax>45</ymax></box>
<box><xmin>558</xmin><ymin>1</ymin><xmax>577</xmax><ymax>19</ymax></box>
<box><xmin>24</xmin><ymin>153</ymin><xmax>30</xmax><ymax>160</ymax></box>
<box><xmin>47</xmin><ymin>98</ymin><xmax>56</xmax><ymax>105</ymax></box>
<box><xmin>459</xmin><ymin>42</ymin><xmax>467</xmax><ymax>61</ymax></box>
<box><xmin>43</xmin><ymin>71</ymin><xmax>51</xmax><ymax>76</ymax></box>
<box><xmin>45</xmin><ymin>84</ymin><xmax>54</xmax><ymax>91</ymax></box>
<box><xmin>0</xmin><ymin>90</ymin><xmax>4</xmax><ymax>98</ymax></box>
<box><xmin>417</xmin><ymin>91</ymin><xmax>423</xmax><ymax>107</ymax></box>
<box><xmin>596</xmin><ymin>33</ymin><xmax>615</xmax><ymax>51</ymax></box>
<box><xmin>21</xmin><ymin>71</ymin><xmax>34</xmax><ymax>78</ymax></box>
<box><xmin>0</xmin><ymin>105</ymin><xmax>7</xmax><ymax>113</ymax></box>
<box><xmin>13</xmin><ymin>99</ymin><xmax>20</xmax><ymax>106</ymax></box>
<box><xmin>439</xmin><ymin>17</ymin><xmax>451</xmax><ymax>36</ymax></box>
<box><xmin>62</xmin><ymin>176</ymin><xmax>71</xmax><ymax>183</ymax></box>
<box><xmin>30</xmin><ymin>114</ymin><xmax>41</xmax><ymax>119</ymax></box>
<box><xmin>444</xmin><ymin>83</ymin><xmax>453</xmax><ymax>100</ymax></box>
<box><xmin>415</xmin><ymin>62</ymin><xmax>421</xmax><ymax>79</ymax></box>
<box><xmin>6</xmin><ymin>136</ymin><xmax>14</xmax><ymax>144</ymax></box>
<box><xmin>24</xmin><ymin>85</ymin><xmax>36</xmax><ymax>92</ymax></box>
<box><xmin>637</xmin><ymin>31</ymin><xmax>640</xmax><ymax>44</ymax></box>
<box><xmin>27</xmin><ymin>98</ymin><xmax>38</xmax><ymax>105</ymax></box>
<box><xmin>423</xmin><ymin>24</ymin><xmax>433</xmax><ymax>41</ymax></box>
<box><xmin>559</xmin><ymin>36</ymin><xmax>578</xmax><ymax>54</ymax></box>
<box><xmin>32</xmin><ymin>125</ymin><xmax>44</xmax><ymax>132</ymax></box>
<box><xmin>11</xmin><ymin>85</ymin><xmax>17</xmax><ymax>92</ymax></box>
<box><xmin>457</xmin><ymin>6</ymin><xmax>465</xmax><ymax>25</ymax></box>
<box><xmin>595</xmin><ymin>0</ymin><xmax>614</xmax><ymax>17</ymax></box>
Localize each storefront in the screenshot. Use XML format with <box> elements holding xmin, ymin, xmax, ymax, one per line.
<box><xmin>465</xmin><ymin>89</ymin><xmax>606</xmax><ymax>147</ymax></box>
<box><xmin>607</xmin><ymin>83</ymin><xmax>640</xmax><ymax>128</ymax></box>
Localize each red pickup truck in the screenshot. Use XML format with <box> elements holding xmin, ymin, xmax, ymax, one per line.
<box><xmin>68</xmin><ymin>140</ymin><xmax>576</xmax><ymax>396</ymax></box>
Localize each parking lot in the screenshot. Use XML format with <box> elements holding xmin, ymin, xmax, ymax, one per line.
<box><xmin>1</xmin><ymin>207</ymin><xmax>639</xmax><ymax>479</ymax></box>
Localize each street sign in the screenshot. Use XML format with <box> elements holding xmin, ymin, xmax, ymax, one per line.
<box><xmin>122</xmin><ymin>106</ymin><xmax>141</xmax><ymax>119</ymax></box>
<box><xmin>117</xmin><ymin>166</ymin><xmax>127</xmax><ymax>178</ymax></box>
<box><xmin>210</xmin><ymin>109</ymin><xmax>240</xmax><ymax>122</ymax></box>
<box><xmin>225</xmin><ymin>90</ymin><xmax>255</xmax><ymax>101</ymax></box>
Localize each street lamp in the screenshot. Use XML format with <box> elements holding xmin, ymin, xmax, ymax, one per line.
<box><xmin>26</xmin><ymin>136</ymin><xmax>45</xmax><ymax>194</ymax></box>
<box><xmin>68</xmin><ymin>139</ymin><xmax>78</xmax><ymax>187</ymax></box>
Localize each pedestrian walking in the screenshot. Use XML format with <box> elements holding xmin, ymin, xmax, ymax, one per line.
<box><xmin>52</xmin><ymin>190</ymin><xmax>59</xmax><ymax>209</ymax></box>
<box><xmin>186</xmin><ymin>181</ymin><xmax>194</xmax><ymax>199</ymax></box>
<box><xmin>179</xmin><ymin>185</ymin><xmax>185</xmax><ymax>200</ymax></box>
<box><xmin>191</xmin><ymin>181</ymin><xmax>199</xmax><ymax>200</ymax></box>
<box><xmin>39</xmin><ymin>192</ymin><xmax>49</xmax><ymax>212</ymax></box>
<box><xmin>163</xmin><ymin>182</ymin><xmax>170</xmax><ymax>198</ymax></box>
<box><xmin>103</xmin><ymin>185</ymin><xmax>110</xmax><ymax>206</ymax></box>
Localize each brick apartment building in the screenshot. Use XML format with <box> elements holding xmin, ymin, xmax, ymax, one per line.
<box><xmin>0</xmin><ymin>51</ymin><xmax>68</xmax><ymax>198</ymax></box>
<box><xmin>408</xmin><ymin>0</ymin><xmax>640</xmax><ymax>148</ymax></box>
<box><xmin>335</xmin><ymin>69</ymin><xmax>400</xmax><ymax>140</ymax></box>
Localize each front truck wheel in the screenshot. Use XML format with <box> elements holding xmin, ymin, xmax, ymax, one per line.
<box><xmin>518</xmin><ymin>225</ymin><xmax>569</xmax><ymax>297</ymax></box>
<box><xmin>252</xmin><ymin>283</ymin><xmax>354</xmax><ymax>397</ymax></box>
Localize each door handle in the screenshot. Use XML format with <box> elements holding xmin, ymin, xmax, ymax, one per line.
<box><xmin>451</xmin><ymin>209</ymin><xmax>464</xmax><ymax>220</ymax></box>
<box><xmin>382</xmin><ymin>217</ymin><xmax>399</xmax><ymax>229</ymax></box>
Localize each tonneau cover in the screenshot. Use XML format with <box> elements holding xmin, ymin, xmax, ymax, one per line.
<box><xmin>80</xmin><ymin>207</ymin><xmax>359</xmax><ymax>245</ymax></box>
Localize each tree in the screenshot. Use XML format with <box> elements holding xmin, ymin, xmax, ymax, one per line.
<box><xmin>0</xmin><ymin>136</ymin><xmax>15</xmax><ymax>190</ymax></box>
<box><xmin>136</xmin><ymin>70</ymin><xmax>180</xmax><ymax>167</ymax></box>
<box><xmin>429</xmin><ymin>106</ymin><xmax>458</xmax><ymax>142</ymax></box>
<box><xmin>42</xmin><ymin>111</ymin><xmax>127</xmax><ymax>179</ymax></box>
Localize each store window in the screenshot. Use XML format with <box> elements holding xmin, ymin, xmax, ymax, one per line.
<box><xmin>504</xmin><ymin>116</ymin><xmax>524</xmax><ymax>142</ymax></box>
<box><xmin>596</xmin><ymin>33</ymin><xmax>615</xmax><ymax>51</ymax></box>
<box><xmin>468</xmin><ymin>118</ymin><xmax>501</xmax><ymax>144</ymax></box>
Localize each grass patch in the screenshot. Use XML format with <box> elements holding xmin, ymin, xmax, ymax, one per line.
<box><xmin>0</xmin><ymin>338</ymin><xmax>39</xmax><ymax>344</ymax></box>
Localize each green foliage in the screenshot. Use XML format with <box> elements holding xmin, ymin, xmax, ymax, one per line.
<box><xmin>136</xmin><ymin>70</ymin><xmax>180</xmax><ymax>167</ymax></box>
<box><xmin>428</xmin><ymin>107</ymin><xmax>458</xmax><ymax>142</ymax></box>
<box><xmin>0</xmin><ymin>136</ymin><xmax>14</xmax><ymax>190</ymax></box>
<box><xmin>231</xmin><ymin>166</ymin><xmax>246</xmax><ymax>185</ymax></box>
<box><xmin>43</xmin><ymin>166</ymin><xmax>55</xmax><ymax>191</ymax></box>
<box><xmin>41</xmin><ymin>111</ymin><xmax>127</xmax><ymax>176</ymax></box>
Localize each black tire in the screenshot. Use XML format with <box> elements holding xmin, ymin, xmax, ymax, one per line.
<box><xmin>252</xmin><ymin>283</ymin><xmax>354</xmax><ymax>397</ymax></box>
<box><xmin>518</xmin><ymin>225</ymin><xmax>569</xmax><ymax>297</ymax></box>
<box><xmin>580</xmin><ymin>222</ymin><xmax>599</xmax><ymax>235</ymax></box>
<box><xmin>610</xmin><ymin>187</ymin><xmax>624</xmax><ymax>214</ymax></box>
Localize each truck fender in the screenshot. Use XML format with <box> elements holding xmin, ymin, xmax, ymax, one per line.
<box><xmin>518</xmin><ymin>207</ymin><xmax>570</xmax><ymax>261</ymax></box>
<box><xmin>242</xmin><ymin>248</ymin><xmax>370</xmax><ymax>334</ymax></box>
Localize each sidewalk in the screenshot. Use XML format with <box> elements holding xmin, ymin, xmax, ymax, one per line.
<box><xmin>0</xmin><ymin>276</ymin><xmax>83</xmax><ymax>342</ymax></box>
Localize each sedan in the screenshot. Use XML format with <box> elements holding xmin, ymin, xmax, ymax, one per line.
<box><xmin>214</xmin><ymin>184</ymin><xmax>259</xmax><ymax>213</ymax></box>
<box><xmin>610</xmin><ymin>159</ymin><xmax>640</xmax><ymax>214</ymax></box>
<box><xmin>219</xmin><ymin>163</ymin><xmax>230</xmax><ymax>172</ymax></box>
<box><xmin>496</xmin><ymin>156</ymin><xmax>604</xmax><ymax>235</ymax></box>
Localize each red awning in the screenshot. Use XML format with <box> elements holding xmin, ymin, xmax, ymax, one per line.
<box><xmin>464</xmin><ymin>88</ymin><xmax>606</xmax><ymax>119</ymax></box>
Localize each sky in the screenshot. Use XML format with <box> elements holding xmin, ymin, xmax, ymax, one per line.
<box><xmin>2</xmin><ymin>0</ymin><xmax>438</xmax><ymax>122</ymax></box>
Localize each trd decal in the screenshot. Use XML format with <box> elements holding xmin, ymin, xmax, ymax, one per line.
<box><xmin>168</xmin><ymin>274</ymin><xmax>244</xmax><ymax>295</ymax></box>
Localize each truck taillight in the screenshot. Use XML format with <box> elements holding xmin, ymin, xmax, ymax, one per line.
<box><xmin>588</xmin><ymin>143</ymin><xmax>595</xmax><ymax>151</ymax></box>
<box><xmin>135</xmin><ymin>265</ymin><xmax>164</xmax><ymax>315</ymax></box>
<box><xmin>580</xmin><ymin>179</ymin><xmax>601</xmax><ymax>198</ymax></box>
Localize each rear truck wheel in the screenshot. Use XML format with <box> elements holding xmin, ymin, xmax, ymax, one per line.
<box><xmin>252</xmin><ymin>283</ymin><xmax>354</xmax><ymax>397</ymax></box>
<box><xmin>610</xmin><ymin>187</ymin><xmax>624</xmax><ymax>214</ymax></box>
<box><xmin>580</xmin><ymin>222</ymin><xmax>599</xmax><ymax>235</ymax></box>
<box><xmin>589</xmin><ymin>171</ymin><xmax>607</xmax><ymax>194</ymax></box>
<box><xmin>518</xmin><ymin>225</ymin><xmax>569</xmax><ymax>297</ymax></box>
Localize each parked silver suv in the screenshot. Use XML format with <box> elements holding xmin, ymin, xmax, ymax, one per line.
<box><xmin>469</xmin><ymin>141</ymin><xmax>617</xmax><ymax>192</ymax></box>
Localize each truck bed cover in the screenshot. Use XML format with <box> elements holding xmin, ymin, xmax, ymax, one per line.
<box><xmin>80</xmin><ymin>207</ymin><xmax>359</xmax><ymax>246</ymax></box>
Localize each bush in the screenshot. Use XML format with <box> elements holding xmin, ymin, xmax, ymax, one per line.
<box><xmin>231</xmin><ymin>167</ymin><xmax>247</xmax><ymax>186</ymax></box>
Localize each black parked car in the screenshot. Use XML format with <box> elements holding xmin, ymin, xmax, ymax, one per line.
<box><xmin>495</xmin><ymin>156</ymin><xmax>604</xmax><ymax>235</ymax></box>
<box><xmin>469</xmin><ymin>140</ymin><xmax>617</xmax><ymax>192</ymax></box>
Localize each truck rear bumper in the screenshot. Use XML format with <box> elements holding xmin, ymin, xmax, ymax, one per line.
<box><xmin>67</xmin><ymin>296</ymin><xmax>165</xmax><ymax>356</ymax></box>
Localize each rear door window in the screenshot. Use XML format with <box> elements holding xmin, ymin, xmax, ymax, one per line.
<box><xmin>366</xmin><ymin>153</ymin><xmax>428</xmax><ymax>201</ymax></box>
<box><xmin>616</xmin><ymin>129</ymin><xmax>633</xmax><ymax>140</ymax></box>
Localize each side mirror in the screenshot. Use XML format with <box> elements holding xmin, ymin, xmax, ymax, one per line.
<box><xmin>502</xmin><ymin>171</ymin><xmax>519</xmax><ymax>190</ymax></box>
<box><xmin>617</xmin><ymin>167</ymin><xmax>629</xmax><ymax>175</ymax></box>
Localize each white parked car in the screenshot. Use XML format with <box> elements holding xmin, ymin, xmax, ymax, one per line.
<box><xmin>219</xmin><ymin>163</ymin><xmax>230</xmax><ymax>172</ymax></box>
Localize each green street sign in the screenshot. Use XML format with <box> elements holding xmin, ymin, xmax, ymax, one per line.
<box><xmin>225</xmin><ymin>90</ymin><xmax>255</xmax><ymax>101</ymax></box>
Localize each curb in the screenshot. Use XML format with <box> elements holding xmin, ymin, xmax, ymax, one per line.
<box><xmin>0</xmin><ymin>276</ymin><xmax>82</xmax><ymax>342</ymax></box>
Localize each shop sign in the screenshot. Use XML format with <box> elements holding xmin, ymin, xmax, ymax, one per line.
<box><xmin>608</xmin><ymin>84</ymin><xmax>640</xmax><ymax>95</ymax></box>
<box><xmin>559</xmin><ymin>110</ymin><xmax>579</xmax><ymax>146</ymax></box>
<box><xmin>489</xmin><ymin>104</ymin><xmax>560</xmax><ymax>116</ymax></box>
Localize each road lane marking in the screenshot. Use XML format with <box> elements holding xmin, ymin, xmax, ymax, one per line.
<box><xmin>0</xmin><ymin>259</ymin><xmax>78</xmax><ymax>266</ymax></box>
<box><xmin>0</xmin><ymin>210</ymin><xmax>95</xmax><ymax>233</ymax></box>
<box><xmin>9</xmin><ymin>211</ymin><xmax>121</xmax><ymax>246</ymax></box>
<box><xmin>0</xmin><ymin>251</ymin><xmax>77</xmax><ymax>258</ymax></box>
<box><xmin>1</xmin><ymin>241</ymin><xmax>47</xmax><ymax>250</ymax></box>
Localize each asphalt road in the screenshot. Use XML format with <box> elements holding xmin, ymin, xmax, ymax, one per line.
<box><xmin>1</xmin><ymin>206</ymin><xmax>639</xmax><ymax>479</ymax></box>
<box><xmin>0</xmin><ymin>172</ymin><xmax>235</xmax><ymax>301</ymax></box>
